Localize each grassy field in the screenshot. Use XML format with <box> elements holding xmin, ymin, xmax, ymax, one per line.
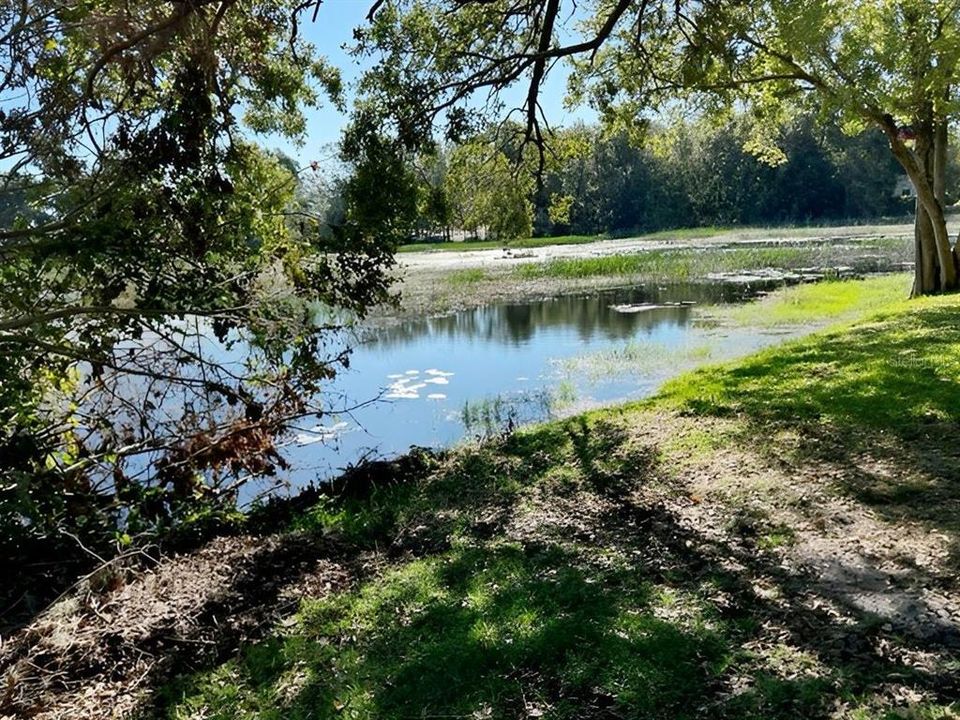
<box><xmin>140</xmin><ymin>279</ymin><xmax>959</xmax><ymax>720</ymax></box>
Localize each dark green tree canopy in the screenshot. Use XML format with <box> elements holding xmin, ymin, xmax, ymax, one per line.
<box><xmin>0</xmin><ymin>0</ymin><xmax>408</xmax><ymax>587</ymax></box>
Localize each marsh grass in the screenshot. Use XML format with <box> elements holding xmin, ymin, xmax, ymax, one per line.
<box><xmin>513</xmin><ymin>241</ymin><xmax>911</xmax><ymax>281</ymax></box>
<box><xmin>555</xmin><ymin>340</ymin><xmax>716</xmax><ymax>381</ymax></box>
<box><xmin>446</xmin><ymin>267</ymin><xmax>489</xmax><ymax>285</ymax></box>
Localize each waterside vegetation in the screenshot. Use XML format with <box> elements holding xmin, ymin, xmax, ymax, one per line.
<box><xmin>7</xmin><ymin>277</ymin><xmax>959</xmax><ymax>719</ymax></box>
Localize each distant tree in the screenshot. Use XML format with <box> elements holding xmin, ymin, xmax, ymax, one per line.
<box><xmin>445</xmin><ymin>141</ymin><xmax>533</xmax><ymax>240</ymax></box>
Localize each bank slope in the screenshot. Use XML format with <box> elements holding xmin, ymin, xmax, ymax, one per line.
<box><xmin>4</xmin><ymin>279</ymin><xmax>959</xmax><ymax>720</ymax></box>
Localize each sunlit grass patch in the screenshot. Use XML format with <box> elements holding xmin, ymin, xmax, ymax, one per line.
<box><xmin>657</xmin><ymin>423</ymin><xmax>733</xmax><ymax>464</ymax></box>
<box><xmin>655</xmin><ymin>290</ymin><xmax>960</xmax><ymax>431</ymax></box>
<box><xmin>716</xmin><ymin>274</ymin><xmax>911</xmax><ymax>327</ymax></box>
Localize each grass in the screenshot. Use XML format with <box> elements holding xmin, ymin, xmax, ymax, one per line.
<box><xmin>655</xmin><ymin>290</ymin><xmax>960</xmax><ymax>431</ymax></box>
<box><xmin>513</xmin><ymin>241</ymin><xmax>911</xmax><ymax>281</ymax></box>
<box><xmin>446</xmin><ymin>267</ymin><xmax>489</xmax><ymax>285</ymax></box>
<box><xmin>554</xmin><ymin>276</ymin><xmax>910</xmax><ymax>386</ymax></box>
<box><xmin>717</xmin><ymin>274</ymin><xmax>911</xmax><ymax>327</ymax></box>
<box><xmin>156</xmin><ymin>420</ymin><xmax>751</xmax><ymax>720</ymax></box>
<box><xmin>151</xmin><ymin>278</ymin><xmax>960</xmax><ymax>720</ymax></box>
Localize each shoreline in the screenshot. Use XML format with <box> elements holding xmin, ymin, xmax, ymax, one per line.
<box><xmin>372</xmin><ymin>224</ymin><xmax>918</xmax><ymax>326</ymax></box>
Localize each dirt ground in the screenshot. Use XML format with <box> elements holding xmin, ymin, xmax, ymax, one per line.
<box><xmin>3</xmin><ymin>411</ymin><xmax>957</xmax><ymax>719</ymax></box>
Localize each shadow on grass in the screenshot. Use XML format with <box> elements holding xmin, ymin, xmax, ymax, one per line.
<box><xmin>148</xmin><ymin>418</ymin><xmax>958</xmax><ymax>720</ymax></box>
<box><xmin>659</xmin><ymin>303</ymin><xmax>960</xmax><ymax>564</ymax></box>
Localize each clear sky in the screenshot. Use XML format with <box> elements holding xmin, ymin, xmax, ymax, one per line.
<box><xmin>269</xmin><ymin>0</ymin><xmax>597</xmax><ymax>163</ymax></box>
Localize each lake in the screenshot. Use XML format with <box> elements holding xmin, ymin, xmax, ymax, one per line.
<box><xmin>276</xmin><ymin>279</ymin><xmax>807</xmax><ymax>492</ymax></box>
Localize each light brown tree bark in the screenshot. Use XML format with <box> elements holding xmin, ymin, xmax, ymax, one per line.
<box><xmin>884</xmin><ymin>117</ymin><xmax>957</xmax><ymax>295</ymax></box>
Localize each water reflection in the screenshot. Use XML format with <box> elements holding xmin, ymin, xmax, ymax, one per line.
<box><xmin>366</xmin><ymin>282</ymin><xmax>753</xmax><ymax>349</ymax></box>
<box><xmin>266</xmin><ymin>281</ymin><xmax>790</xmax><ymax>492</ymax></box>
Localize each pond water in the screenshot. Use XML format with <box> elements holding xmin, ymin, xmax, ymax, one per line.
<box><xmin>277</xmin><ymin>279</ymin><xmax>807</xmax><ymax>491</ymax></box>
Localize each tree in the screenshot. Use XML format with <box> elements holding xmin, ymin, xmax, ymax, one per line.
<box><xmin>568</xmin><ymin>0</ymin><xmax>960</xmax><ymax>293</ymax></box>
<box><xmin>0</xmin><ymin>0</ymin><xmax>399</xmax><ymax>593</ymax></box>
<box><xmin>356</xmin><ymin>0</ymin><xmax>960</xmax><ymax>294</ymax></box>
<box><xmin>445</xmin><ymin>140</ymin><xmax>533</xmax><ymax>240</ymax></box>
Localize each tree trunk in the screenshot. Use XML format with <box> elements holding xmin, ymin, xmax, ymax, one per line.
<box><xmin>919</xmin><ymin>125</ymin><xmax>956</xmax><ymax>290</ymax></box>
<box><xmin>884</xmin><ymin>118</ymin><xmax>957</xmax><ymax>295</ymax></box>
<box><xmin>914</xmin><ymin>200</ymin><xmax>938</xmax><ymax>294</ymax></box>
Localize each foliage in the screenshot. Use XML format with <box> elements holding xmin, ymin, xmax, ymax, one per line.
<box><xmin>444</xmin><ymin>140</ymin><xmax>533</xmax><ymax>240</ymax></box>
<box><xmin>389</xmin><ymin>113</ymin><xmax>917</xmax><ymax>246</ymax></box>
<box><xmin>0</xmin><ymin>1</ymin><xmax>397</xmax><ymax>599</ymax></box>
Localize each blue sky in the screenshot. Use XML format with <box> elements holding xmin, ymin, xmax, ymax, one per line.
<box><xmin>269</xmin><ymin>0</ymin><xmax>597</xmax><ymax>162</ymax></box>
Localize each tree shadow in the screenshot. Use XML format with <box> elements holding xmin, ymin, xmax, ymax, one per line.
<box><xmin>665</xmin><ymin>304</ymin><xmax>960</xmax><ymax>566</ymax></box>
<box><xmin>151</xmin><ymin>418</ymin><xmax>958</xmax><ymax>719</ymax></box>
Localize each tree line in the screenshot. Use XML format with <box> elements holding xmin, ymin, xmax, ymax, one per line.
<box><xmin>304</xmin><ymin>113</ymin><xmax>937</xmax><ymax>245</ymax></box>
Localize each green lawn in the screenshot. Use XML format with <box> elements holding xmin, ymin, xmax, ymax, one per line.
<box><xmin>152</xmin><ymin>279</ymin><xmax>960</xmax><ymax>720</ymax></box>
<box><xmin>658</xmin><ymin>288</ymin><xmax>960</xmax><ymax>431</ymax></box>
